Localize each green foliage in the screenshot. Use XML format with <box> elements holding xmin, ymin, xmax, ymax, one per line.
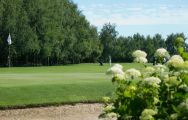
<box><xmin>182</xmin><ymin>52</ymin><xmax>188</xmax><ymax>60</ymax></box>
<box><xmin>0</xmin><ymin>0</ymin><xmax>102</xmax><ymax>66</ymax></box>
<box><xmin>101</xmin><ymin>50</ymin><xmax>188</xmax><ymax>120</ymax></box>
<box><xmin>175</xmin><ymin>37</ymin><xmax>185</xmax><ymax>48</ymax></box>
<box><xmin>0</xmin><ymin>0</ymin><xmax>187</xmax><ymax>66</ymax></box>
<box><xmin>166</xmin><ymin>33</ymin><xmax>186</xmax><ymax>55</ymax></box>
<box><xmin>178</xmin><ymin>47</ymin><xmax>184</xmax><ymax>54</ymax></box>
<box><xmin>99</xmin><ymin>26</ymin><xmax>167</xmax><ymax>63</ymax></box>
<box><xmin>99</xmin><ymin>23</ymin><xmax>118</xmax><ymax>62</ymax></box>
<box><xmin>174</xmin><ymin>36</ymin><xmax>188</xmax><ymax>61</ymax></box>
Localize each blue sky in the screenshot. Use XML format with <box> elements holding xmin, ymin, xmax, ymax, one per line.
<box><xmin>73</xmin><ymin>0</ymin><xmax>188</xmax><ymax>41</ymax></box>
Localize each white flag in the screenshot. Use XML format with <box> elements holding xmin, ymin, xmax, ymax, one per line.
<box><xmin>7</xmin><ymin>34</ymin><xmax>12</xmax><ymax>45</ymax></box>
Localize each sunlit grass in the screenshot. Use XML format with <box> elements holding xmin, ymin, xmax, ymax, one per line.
<box><xmin>0</xmin><ymin>63</ymin><xmax>145</xmax><ymax>108</ymax></box>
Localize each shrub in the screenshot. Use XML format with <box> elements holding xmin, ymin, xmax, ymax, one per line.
<box><xmin>132</xmin><ymin>50</ymin><xmax>148</xmax><ymax>64</ymax></box>
<box><xmin>154</xmin><ymin>48</ymin><xmax>170</xmax><ymax>63</ymax></box>
<box><xmin>100</xmin><ymin>50</ymin><xmax>188</xmax><ymax>120</ymax></box>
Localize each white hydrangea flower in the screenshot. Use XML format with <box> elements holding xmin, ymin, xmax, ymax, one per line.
<box><xmin>113</xmin><ymin>64</ymin><xmax>123</xmax><ymax>70</ymax></box>
<box><xmin>173</xmin><ymin>72</ymin><xmax>181</xmax><ymax>76</ymax></box>
<box><xmin>180</xmin><ymin>70</ymin><xmax>188</xmax><ymax>74</ymax></box>
<box><xmin>170</xmin><ymin>113</ymin><xmax>178</xmax><ymax>120</ymax></box>
<box><xmin>132</xmin><ymin>50</ymin><xmax>147</xmax><ymax>58</ymax></box>
<box><xmin>155</xmin><ymin>48</ymin><xmax>170</xmax><ymax>58</ymax></box>
<box><xmin>167</xmin><ymin>55</ymin><xmax>184</xmax><ymax>68</ymax></box>
<box><xmin>160</xmin><ymin>74</ymin><xmax>169</xmax><ymax>81</ymax></box>
<box><xmin>155</xmin><ymin>64</ymin><xmax>167</xmax><ymax>69</ymax></box>
<box><xmin>114</xmin><ymin>73</ymin><xmax>125</xmax><ymax>80</ymax></box>
<box><xmin>144</xmin><ymin>77</ymin><xmax>161</xmax><ymax>84</ymax></box>
<box><xmin>134</xmin><ymin>57</ymin><xmax>148</xmax><ymax>63</ymax></box>
<box><xmin>179</xmin><ymin>83</ymin><xmax>188</xmax><ymax>89</ymax></box>
<box><xmin>165</xmin><ymin>76</ymin><xmax>180</xmax><ymax>87</ymax></box>
<box><xmin>154</xmin><ymin>64</ymin><xmax>167</xmax><ymax>73</ymax></box>
<box><xmin>141</xmin><ymin>109</ymin><xmax>157</xmax><ymax>116</ymax></box>
<box><xmin>163</xmin><ymin>74</ymin><xmax>169</xmax><ymax>79</ymax></box>
<box><xmin>102</xmin><ymin>97</ymin><xmax>111</xmax><ymax>103</ymax></box>
<box><xmin>125</xmin><ymin>68</ymin><xmax>141</xmax><ymax>79</ymax></box>
<box><xmin>143</xmin><ymin>67</ymin><xmax>155</xmax><ymax>77</ymax></box>
<box><xmin>140</xmin><ymin>109</ymin><xmax>157</xmax><ymax>120</ymax></box>
<box><xmin>153</xmin><ymin>97</ymin><xmax>159</xmax><ymax>104</ymax></box>
<box><xmin>140</xmin><ymin>115</ymin><xmax>153</xmax><ymax>120</ymax></box>
<box><xmin>145</xmin><ymin>67</ymin><xmax>155</xmax><ymax>73</ymax></box>
<box><xmin>106</xmin><ymin>112</ymin><xmax>118</xmax><ymax>118</ymax></box>
<box><xmin>106</xmin><ymin>66</ymin><xmax>124</xmax><ymax>75</ymax></box>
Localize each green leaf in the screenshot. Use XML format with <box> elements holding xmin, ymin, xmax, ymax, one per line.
<box><xmin>124</xmin><ymin>90</ymin><xmax>131</xmax><ymax>98</ymax></box>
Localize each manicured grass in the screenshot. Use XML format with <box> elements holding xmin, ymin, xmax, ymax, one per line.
<box><xmin>0</xmin><ymin>63</ymin><xmax>145</xmax><ymax>108</ymax></box>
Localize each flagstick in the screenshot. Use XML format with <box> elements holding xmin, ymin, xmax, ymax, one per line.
<box><xmin>8</xmin><ymin>45</ymin><xmax>11</xmax><ymax>67</ymax></box>
<box><xmin>7</xmin><ymin>33</ymin><xmax>12</xmax><ymax>67</ymax></box>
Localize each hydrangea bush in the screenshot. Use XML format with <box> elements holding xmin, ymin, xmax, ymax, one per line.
<box><xmin>100</xmin><ymin>48</ymin><xmax>188</xmax><ymax>120</ymax></box>
<box><xmin>132</xmin><ymin>50</ymin><xmax>148</xmax><ymax>64</ymax></box>
<box><xmin>154</xmin><ymin>48</ymin><xmax>170</xmax><ymax>63</ymax></box>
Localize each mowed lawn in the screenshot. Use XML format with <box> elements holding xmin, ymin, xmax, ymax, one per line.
<box><xmin>0</xmin><ymin>63</ymin><xmax>144</xmax><ymax>108</ymax></box>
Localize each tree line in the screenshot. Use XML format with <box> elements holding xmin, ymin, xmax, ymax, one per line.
<box><xmin>100</xmin><ymin>23</ymin><xmax>188</xmax><ymax>63</ymax></box>
<box><xmin>0</xmin><ymin>0</ymin><xmax>102</xmax><ymax>66</ymax></box>
<box><xmin>0</xmin><ymin>0</ymin><xmax>187</xmax><ymax>66</ymax></box>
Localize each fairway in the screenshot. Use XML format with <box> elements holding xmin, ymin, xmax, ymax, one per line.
<box><xmin>0</xmin><ymin>63</ymin><xmax>144</xmax><ymax>108</ymax></box>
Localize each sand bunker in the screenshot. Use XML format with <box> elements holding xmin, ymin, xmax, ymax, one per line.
<box><xmin>0</xmin><ymin>103</ymin><xmax>104</xmax><ymax>120</ymax></box>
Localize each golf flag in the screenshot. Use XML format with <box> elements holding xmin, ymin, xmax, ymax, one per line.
<box><xmin>7</xmin><ymin>34</ymin><xmax>12</xmax><ymax>45</ymax></box>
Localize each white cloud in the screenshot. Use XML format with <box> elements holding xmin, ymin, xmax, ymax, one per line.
<box><xmin>79</xmin><ymin>3</ymin><xmax>188</xmax><ymax>26</ymax></box>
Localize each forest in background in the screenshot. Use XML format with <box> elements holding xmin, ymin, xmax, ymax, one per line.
<box><xmin>0</xmin><ymin>0</ymin><xmax>187</xmax><ymax>66</ymax></box>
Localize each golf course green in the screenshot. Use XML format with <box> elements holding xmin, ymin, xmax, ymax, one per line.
<box><xmin>0</xmin><ymin>63</ymin><xmax>144</xmax><ymax>108</ymax></box>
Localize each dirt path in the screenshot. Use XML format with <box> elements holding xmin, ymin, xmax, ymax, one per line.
<box><xmin>0</xmin><ymin>103</ymin><xmax>104</xmax><ymax>120</ymax></box>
